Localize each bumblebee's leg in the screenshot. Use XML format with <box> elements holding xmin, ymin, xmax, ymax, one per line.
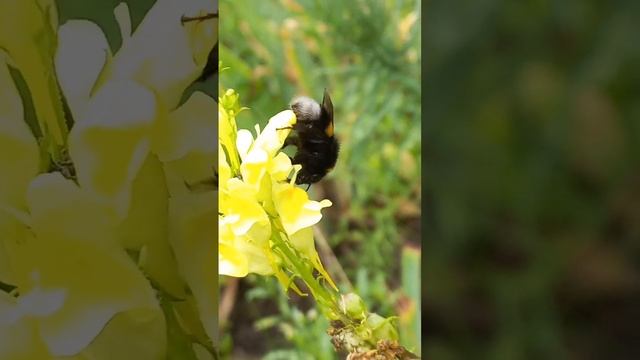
<box><xmin>306</xmin><ymin>184</ymin><xmax>311</xmax><ymax>191</ymax></box>
<box><xmin>185</xmin><ymin>166</ymin><xmax>218</xmax><ymax>192</ymax></box>
<box><xmin>185</xmin><ymin>178</ymin><xmax>216</xmax><ymax>192</ymax></box>
<box><xmin>277</xmin><ymin>127</ymin><xmax>298</xmax><ymax>149</ymax></box>
<box><xmin>212</xmin><ymin>167</ymin><xmax>219</xmax><ymax>183</ymax></box>
<box><xmin>181</xmin><ymin>13</ymin><xmax>218</xmax><ymax>24</ymax></box>
<box><xmin>51</xmin><ymin>148</ymin><xmax>77</xmax><ymax>181</ymax></box>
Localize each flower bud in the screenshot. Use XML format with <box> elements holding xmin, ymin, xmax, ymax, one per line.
<box><xmin>366</xmin><ymin>313</ymin><xmax>399</xmax><ymax>341</ymax></box>
<box><xmin>220</xmin><ymin>89</ymin><xmax>242</xmax><ymax>115</ymax></box>
<box><xmin>342</xmin><ymin>293</ymin><xmax>366</xmax><ymax>320</ymax></box>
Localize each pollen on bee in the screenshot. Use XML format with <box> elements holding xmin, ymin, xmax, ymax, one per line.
<box><xmin>325</xmin><ymin>122</ymin><xmax>334</xmax><ymax>137</ymax></box>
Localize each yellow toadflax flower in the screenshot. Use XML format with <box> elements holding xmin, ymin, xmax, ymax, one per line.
<box><xmin>218</xmin><ymin>89</ymin><xmax>335</xmax><ymax>292</ymax></box>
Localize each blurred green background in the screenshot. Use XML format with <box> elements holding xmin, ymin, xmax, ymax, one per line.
<box><xmin>219</xmin><ymin>0</ymin><xmax>421</xmax><ymax>358</ymax></box>
<box><xmin>424</xmin><ymin>1</ymin><xmax>640</xmax><ymax>359</ymax></box>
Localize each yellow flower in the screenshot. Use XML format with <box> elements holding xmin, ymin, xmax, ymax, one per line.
<box><xmin>0</xmin><ymin>59</ymin><xmax>40</xmax><ymax>196</ymax></box>
<box><xmin>273</xmin><ymin>182</ymin><xmax>332</xmax><ymax>237</ymax></box>
<box><xmin>0</xmin><ymin>288</ymin><xmax>58</xmax><ymax>359</ymax></box>
<box><xmin>222</xmin><ymin>178</ymin><xmax>270</xmax><ymax>237</ymax></box>
<box><xmin>218</xmin><ymin>91</ymin><xmax>334</xmax><ymax>287</ymax></box>
<box><xmin>219</xmin><ymin>217</ymin><xmax>273</xmax><ymax>277</ymax></box>
<box><xmin>218</xmin><ymin>174</ymin><xmax>272</xmax><ymax>277</ymax></box>
<box><xmin>110</xmin><ymin>0</ymin><xmax>217</xmax><ymax>109</ymax></box>
<box><xmin>68</xmin><ymin>79</ymin><xmax>158</xmax><ymax>219</ymax></box>
<box><xmin>250</xmin><ymin>109</ymin><xmax>296</xmax><ymax>158</ymax></box>
<box><xmin>3</xmin><ymin>173</ymin><xmax>164</xmax><ymax>358</ymax></box>
<box><xmin>219</xmin><ymin>144</ymin><xmax>231</xmax><ymax>187</ymax></box>
<box><xmin>219</xmin><ymin>219</ymin><xmax>249</xmax><ymax>277</ymax></box>
<box><xmin>167</xmin><ymin>191</ymin><xmax>218</xmax><ymax>343</ymax></box>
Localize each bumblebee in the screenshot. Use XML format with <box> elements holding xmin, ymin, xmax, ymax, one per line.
<box><xmin>283</xmin><ymin>89</ymin><xmax>339</xmax><ymax>187</ymax></box>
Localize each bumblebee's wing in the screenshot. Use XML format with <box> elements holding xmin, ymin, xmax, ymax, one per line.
<box><xmin>321</xmin><ymin>89</ymin><xmax>334</xmax><ymax>137</ymax></box>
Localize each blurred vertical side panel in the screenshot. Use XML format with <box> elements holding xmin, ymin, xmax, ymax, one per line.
<box><xmin>424</xmin><ymin>0</ymin><xmax>640</xmax><ymax>359</ymax></box>
<box><xmin>0</xmin><ymin>1</ymin><xmax>220</xmax><ymax>359</ymax></box>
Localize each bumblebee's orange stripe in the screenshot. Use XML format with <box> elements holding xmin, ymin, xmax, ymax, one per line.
<box><xmin>325</xmin><ymin>122</ymin><xmax>334</xmax><ymax>137</ymax></box>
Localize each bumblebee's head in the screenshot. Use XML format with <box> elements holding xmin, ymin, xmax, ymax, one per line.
<box><xmin>290</xmin><ymin>96</ymin><xmax>321</xmax><ymax>123</ymax></box>
<box><xmin>290</xmin><ymin>89</ymin><xmax>335</xmax><ymax>137</ymax></box>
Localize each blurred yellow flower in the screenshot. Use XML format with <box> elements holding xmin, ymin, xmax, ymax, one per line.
<box><xmin>0</xmin><ymin>0</ymin><xmax>65</xmax><ymax>149</ymax></box>
<box><xmin>0</xmin><ymin>0</ymin><xmax>217</xmax><ymax>358</ymax></box>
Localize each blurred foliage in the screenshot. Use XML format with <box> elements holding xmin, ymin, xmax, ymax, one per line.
<box><xmin>425</xmin><ymin>1</ymin><xmax>640</xmax><ymax>359</ymax></box>
<box><xmin>220</xmin><ymin>0</ymin><xmax>421</xmax><ymax>357</ymax></box>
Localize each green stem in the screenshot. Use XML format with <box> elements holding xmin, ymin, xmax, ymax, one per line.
<box><xmin>269</xmin><ymin>218</ymin><xmax>350</xmax><ymax>325</ymax></box>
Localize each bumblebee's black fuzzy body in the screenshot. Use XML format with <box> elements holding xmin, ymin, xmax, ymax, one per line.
<box><xmin>287</xmin><ymin>90</ymin><xmax>340</xmax><ymax>185</ymax></box>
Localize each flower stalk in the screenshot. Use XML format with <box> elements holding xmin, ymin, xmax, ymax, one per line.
<box><xmin>269</xmin><ymin>218</ymin><xmax>340</xmax><ymax>317</ymax></box>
